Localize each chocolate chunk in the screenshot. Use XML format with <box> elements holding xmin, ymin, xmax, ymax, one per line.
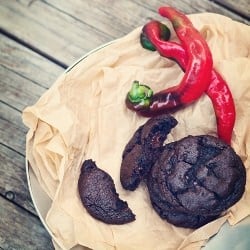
<box><xmin>78</xmin><ymin>160</ymin><xmax>135</xmax><ymax>224</ymax></box>
<box><xmin>147</xmin><ymin>135</ymin><xmax>246</xmax><ymax>228</ymax></box>
<box><xmin>120</xmin><ymin>115</ymin><xmax>177</xmax><ymax>191</ymax></box>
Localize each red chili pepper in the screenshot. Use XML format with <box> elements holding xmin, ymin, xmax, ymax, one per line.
<box><xmin>138</xmin><ymin>19</ymin><xmax>235</xmax><ymax>144</ymax></box>
<box><xmin>140</xmin><ymin>20</ymin><xmax>187</xmax><ymax>69</ymax></box>
<box><xmin>207</xmin><ymin>72</ymin><xmax>236</xmax><ymax>144</ymax></box>
<box><xmin>126</xmin><ymin>6</ymin><xmax>213</xmax><ymax>117</ymax></box>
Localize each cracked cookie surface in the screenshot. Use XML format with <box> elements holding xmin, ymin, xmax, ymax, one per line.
<box><xmin>147</xmin><ymin>135</ymin><xmax>246</xmax><ymax>228</ymax></box>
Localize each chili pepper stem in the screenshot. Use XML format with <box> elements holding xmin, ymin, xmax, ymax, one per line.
<box><xmin>126</xmin><ymin>80</ymin><xmax>154</xmax><ymax>110</ymax></box>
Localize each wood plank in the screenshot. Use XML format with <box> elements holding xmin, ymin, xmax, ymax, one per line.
<box><xmin>0</xmin><ymin>24</ymin><xmax>67</xmax><ymax>246</ymax></box>
<box><xmin>0</xmin><ymin>141</ymin><xmax>36</xmax><ymax>214</ymax></box>
<box><xmin>0</xmin><ymin>103</ymin><xmax>52</xmax><ymax>247</ymax></box>
<box><xmin>0</xmin><ymin>33</ymin><xmax>64</xmax><ymax>153</ymax></box>
<box><xmin>0</xmin><ymin>29</ymin><xmax>65</xmax><ymax>153</ymax></box>
<box><xmin>212</xmin><ymin>0</ymin><xmax>250</xmax><ymax>20</ymax></box>
<box><xmin>0</xmin><ymin>65</ymin><xmax>47</xmax><ymax>112</ymax></box>
<box><xmin>0</xmin><ymin>33</ymin><xmax>64</xmax><ymax>89</ymax></box>
<box><xmin>134</xmin><ymin>0</ymin><xmax>249</xmax><ymax>24</ymax></box>
<box><xmin>0</xmin><ymin>196</ymin><xmax>53</xmax><ymax>250</ymax></box>
<box><xmin>44</xmin><ymin>0</ymin><xmax>160</xmax><ymax>38</ymax></box>
<box><xmin>0</xmin><ymin>62</ymin><xmax>46</xmax><ymax>161</ymax></box>
<box><xmin>41</xmin><ymin>0</ymin><xmax>250</xmax><ymax>42</ymax></box>
<box><xmin>1</xmin><ymin>0</ymin><xmax>248</xmax><ymax>70</ymax></box>
<box><xmin>0</xmin><ymin>0</ymin><xmax>112</xmax><ymax>66</ymax></box>
<box><xmin>0</xmin><ymin>102</ymin><xmax>27</xmax><ymax>155</ymax></box>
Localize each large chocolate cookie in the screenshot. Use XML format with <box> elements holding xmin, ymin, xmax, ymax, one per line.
<box><xmin>120</xmin><ymin>114</ymin><xmax>177</xmax><ymax>191</ymax></box>
<box><xmin>147</xmin><ymin>135</ymin><xmax>246</xmax><ymax>228</ymax></box>
<box><xmin>78</xmin><ymin>160</ymin><xmax>135</xmax><ymax>224</ymax></box>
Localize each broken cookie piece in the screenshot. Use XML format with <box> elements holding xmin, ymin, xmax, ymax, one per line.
<box><xmin>78</xmin><ymin>159</ymin><xmax>135</xmax><ymax>224</ymax></box>
<box><xmin>120</xmin><ymin>114</ymin><xmax>177</xmax><ymax>191</ymax></box>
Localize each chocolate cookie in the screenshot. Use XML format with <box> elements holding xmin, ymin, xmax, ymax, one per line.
<box><xmin>147</xmin><ymin>135</ymin><xmax>246</xmax><ymax>228</ymax></box>
<box><xmin>120</xmin><ymin>114</ymin><xmax>177</xmax><ymax>191</ymax></box>
<box><xmin>78</xmin><ymin>160</ymin><xmax>135</xmax><ymax>224</ymax></box>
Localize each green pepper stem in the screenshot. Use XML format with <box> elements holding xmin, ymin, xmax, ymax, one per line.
<box><xmin>127</xmin><ymin>80</ymin><xmax>153</xmax><ymax>108</ymax></box>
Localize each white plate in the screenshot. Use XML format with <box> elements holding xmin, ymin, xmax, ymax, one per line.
<box><xmin>26</xmin><ymin>43</ymin><xmax>250</xmax><ymax>250</ymax></box>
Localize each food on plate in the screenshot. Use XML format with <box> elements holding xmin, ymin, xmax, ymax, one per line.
<box><xmin>78</xmin><ymin>111</ymin><xmax>246</xmax><ymax>229</ymax></box>
<box><xmin>120</xmin><ymin>113</ymin><xmax>246</xmax><ymax>229</ymax></box>
<box><xmin>23</xmin><ymin>3</ymin><xmax>250</xmax><ymax>249</ymax></box>
<box><xmin>126</xmin><ymin>6</ymin><xmax>213</xmax><ymax>118</ymax></box>
<box><xmin>140</xmin><ymin>20</ymin><xmax>235</xmax><ymax>145</ymax></box>
<box><xmin>78</xmin><ymin>159</ymin><xmax>135</xmax><ymax>224</ymax></box>
<box><xmin>147</xmin><ymin>135</ymin><xmax>246</xmax><ymax>228</ymax></box>
<box><xmin>127</xmin><ymin>6</ymin><xmax>236</xmax><ymax>144</ymax></box>
<box><xmin>120</xmin><ymin>114</ymin><xmax>177</xmax><ymax>191</ymax></box>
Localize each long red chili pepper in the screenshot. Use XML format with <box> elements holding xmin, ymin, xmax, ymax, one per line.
<box><xmin>126</xmin><ymin>6</ymin><xmax>213</xmax><ymax>116</ymax></box>
<box><xmin>138</xmin><ymin>19</ymin><xmax>235</xmax><ymax>144</ymax></box>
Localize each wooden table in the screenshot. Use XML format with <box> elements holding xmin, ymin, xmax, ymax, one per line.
<box><xmin>0</xmin><ymin>1</ymin><xmax>249</xmax><ymax>249</ymax></box>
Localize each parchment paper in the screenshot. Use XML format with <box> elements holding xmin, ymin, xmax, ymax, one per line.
<box><xmin>23</xmin><ymin>13</ymin><xmax>250</xmax><ymax>250</ymax></box>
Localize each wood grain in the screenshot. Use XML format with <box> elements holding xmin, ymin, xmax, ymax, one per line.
<box><xmin>0</xmin><ymin>102</ymin><xmax>27</xmax><ymax>154</ymax></box>
<box><xmin>0</xmin><ymin>0</ymin><xmax>111</xmax><ymax>66</ymax></box>
<box><xmin>135</xmin><ymin>0</ymin><xmax>249</xmax><ymax>23</ymax></box>
<box><xmin>0</xmin><ymin>34</ymin><xmax>64</xmax><ymax>89</ymax></box>
<box><xmin>0</xmin><ymin>65</ymin><xmax>47</xmax><ymax>112</ymax></box>
<box><xmin>212</xmin><ymin>0</ymin><xmax>250</xmax><ymax>20</ymax></box>
<box><xmin>1</xmin><ymin>0</ymin><xmax>248</xmax><ymax>69</ymax></box>
<box><xmin>45</xmin><ymin>0</ymin><xmax>160</xmax><ymax>37</ymax></box>
<box><xmin>0</xmin><ymin>102</ymin><xmax>53</xmax><ymax>247</ymax></box>
<box><xmin>0</xmin><ymin>140</ymin><xmax>35</xmax><ymax>214</ymax></box>
<box><xmin>0</xmin><ymin>196</ymin><xmax>53</xmax><ymax>250</ymax></box>
<box><xmin>0</xmin><ymin>103</ymin><xmax>31</xmax><ymax>211</ymax></box>
<box><xmin>1</xmin><ymin>0</ymin><xmax>249</xmax><ymax>249</ymax></box>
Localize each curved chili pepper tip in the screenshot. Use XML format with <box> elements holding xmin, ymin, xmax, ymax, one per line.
<box><xmin>126</xmin><ymin>80</ymin><xmax>153</xmax><ymax>110</ymax></box>
<box><xmin>143</xmin><ymin>20</ymin><xmax>171</xmax><ymax>41</ymax></box>
<box><xmin>140</xmin><ymin>20</ymin><xmax>171</xmax><ymax>52</ymax></box>
<box><xmin>140</xmin><ymin>33</ymin><xmax>156</xmax><ymax>51</ymax></box>
<box><xmin>158</xmin><ymin>22</ymin><xmax>171</xmax><ymax>40</ymax></box>
<box><xmin>158</xmin><ymin>6</ymin><xmax>193</xmax><ymax>28</ymax></box>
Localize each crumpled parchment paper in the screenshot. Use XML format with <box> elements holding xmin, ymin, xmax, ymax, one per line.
<box><xmin>23</xmin><ymin>13</ymin><xmax>250</xmax><ymax>250</ymax></box>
